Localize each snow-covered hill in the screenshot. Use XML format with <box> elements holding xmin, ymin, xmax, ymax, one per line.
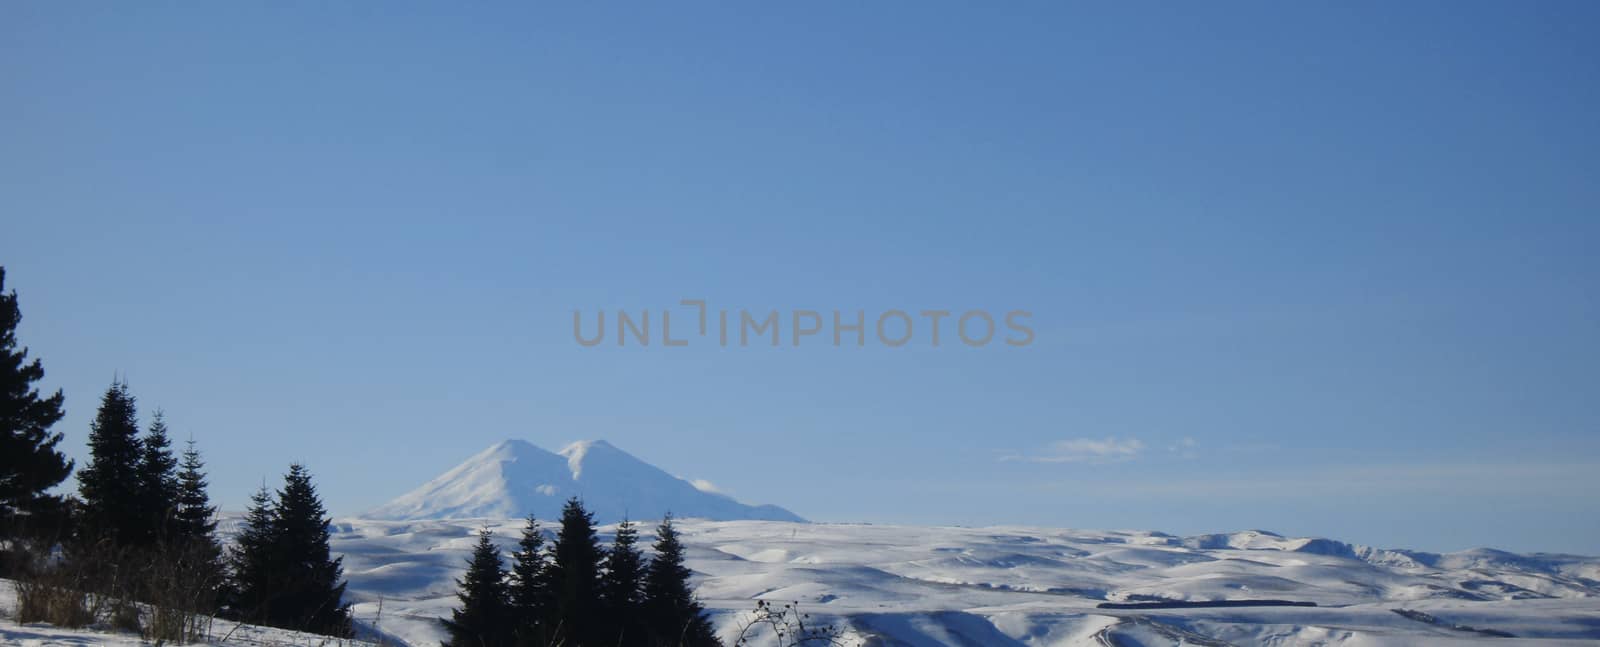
<box><xmin>363</xmin><ymin>439</ymin><xmax>803</xmax><ymax>524</ymax></box>
<box><xmin>308</xmin><ymin>518</ymin><xmax>1600</xmax><ymax>646</ymax></box>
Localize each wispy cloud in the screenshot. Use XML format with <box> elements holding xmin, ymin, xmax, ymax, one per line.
<box><xmin>1002</xmin><ymin>437</ymin><xmax>1145</xmax><ymax>463</ymax></box>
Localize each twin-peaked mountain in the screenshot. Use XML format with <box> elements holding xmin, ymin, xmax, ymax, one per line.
<box><xmin>363</xmin><ymin>439</ymin><xmax>803</xmax><ymax>523</ymax></box>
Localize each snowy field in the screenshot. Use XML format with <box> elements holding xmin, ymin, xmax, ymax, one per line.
<box><xmin>324</xmin><ymin>518</ymin><xmax>1600</xmax><ymax>646</ymax></box>
<box><xmin>6</xmin><ymin>518</ymin><xmax>1600</xmax><ymax>645</ymax></box>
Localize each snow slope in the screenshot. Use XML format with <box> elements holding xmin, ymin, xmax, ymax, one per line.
<box><xmin>308</xmin><ymin>518</ymin><xmax>1600</xmax><ymax>646</ymax></box>
<box><xmin>363</xmin><ymin>439</ymin><xmax>803</xmax><ymax>524</ymax></box>
<box><xmin>0</xmin><ymin>580</ymin><xmax>387</xmax><ymax>647</ymax></box>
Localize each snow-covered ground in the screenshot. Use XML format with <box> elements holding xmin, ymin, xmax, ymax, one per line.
<box><xmin>0</xmin><ymin>580</ymin><xmax>382</xmax><ymax>646</ymax></box>
<box><xmin>7</xmin><ymin>518</ymin><xmax>1599</xmax><ymax>645</ymax></box>
<box><xmin>317</xmin><ymin>518</ymin><xmax>1600</xmax><ymax>646</ymax></box>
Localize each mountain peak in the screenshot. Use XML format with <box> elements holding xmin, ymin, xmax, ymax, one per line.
<box><xmin>364</xmin><ymin>439</ymin><xmax>804</xmax><ymax>524</ymax></box>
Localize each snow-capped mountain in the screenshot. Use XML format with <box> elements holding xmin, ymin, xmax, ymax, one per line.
<box><xmin>362</xmin><ymin>439</ymin><xmax>803</xmax><ymax>523</ymax></box>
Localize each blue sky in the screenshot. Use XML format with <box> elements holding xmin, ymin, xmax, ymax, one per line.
<box><xmin>3</xmin><ymin>2</ymin><xmax>1597</xmax><ymax>554</ymax></box>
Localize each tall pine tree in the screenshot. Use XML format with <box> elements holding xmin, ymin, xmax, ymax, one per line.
<box><xmin>507</xmin><ymin>514</ymin><xmax>552</xmax><ymax>647</ymax></box>
<box><xmin>227</xmin><ymin>485</ymin><xmax>278</xmax><ymax>623</ymax></box>
<box><xmin>602</xmin><ymin>518</ymin><xmax>647</xmax><ymax>646</ymax></box>
<box><xmin>442</xmin><ymin>528</ymin><xmax>511</xmax><ymax>647</ymax></box>
<box><xmin>174</xmin><ymin>440</ymin><xmax>219</xmax><ymax>543</ymax></box>
<box><xmin>268</xmin><ymin>463</ymin><xmax>351</xmax><ymax>636</ymax></box>
<box><xmin>77</xmin><ymin>380</ymin><xmax>145</xmax><ymax>546</ymax></box>
<box><xmin>173</xmin><ymin>439</ymin><xmax>224</xmax><ymax>609</ymax></box>
<box><xmin>136</xmin><ymin>410</ymin><xmax>181</xmax><ymax>543</ymax></box>
<box><xmin>548</xmin><ymin>498</ymin><xmax>606</xmax><ymax>646</ymax></box>
<box><xmin>0</xmin><ymin>267</ymin><xmax>72</xmax><ymax>540</ymax></box>
<box><xmin>642</xmin><ymin>515</ymin><xmax>718</xmax><ymax>647</ymax></box>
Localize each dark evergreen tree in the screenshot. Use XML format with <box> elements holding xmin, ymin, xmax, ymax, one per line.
<box><xmin>642</xmin><ymin>515</ymin><xmax>718</xmax><ymax>647</ymax></box>
<box><xmin>507</xmin><ymin>514</ymin><xmax>552</xmax><ymax>646</ymax></box>
<box><xmin>0</xmin><ymin>267</ymin><xmax>72</xmax><ymax>540</ymax></box>
<box><xmin>76</xmin><ymin>380</ymin><xmax>145</xmax><ymax>546</ymax></box>
<box><xmin>136</xmin><ymin>410</ymin><xmax>181</xmax><ymax>542</ymax></box>
<box><xmin>174</xmin><ymin>440</ymin><xmax>219</xmax><ymax>543</ymax></box>
<box><xmin>548</xmin><ymin>497</ymin><xmax>606</xmax><ymax>646</ymax></box>
<box><xmin>173</xmin><ymin>439</ymin><xmax>224</xmax><ymax>608</ymax></box>
<box><xmin>227</xmin><ymin>485</ymin><xmax>278</xmax><ymax>622</ymax></box>
<box><xmin>442</xmin><ymin>528</ymin><xmax>512</xmax><ymax>647</ymax></box>
<box><xmin>602</xmin><ymin>518</ymin><xmax>647</xmax><ymax>646</ymax></box>
<box><xmin>267</xmin><ymin>463</ymin><xmax>351</xmax><ymax>636</ymax></box>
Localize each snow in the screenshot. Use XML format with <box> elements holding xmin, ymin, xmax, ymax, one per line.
<box><xmin>8</xmin><ymin>518</ymin><xmax>1600</xmax><ymax>645</ymax></box>
<box><xmin>10</xmin><ymin>440</ymin><xmax>1599</xmax><ymax>645</ymax></box>
<box><xmin>0</xmin><ymin>580</ymin><xmax>385</xmax><ymax>646</ymax></box>
<box><xmin>361</xmin><ymin>439</ymin><xmax>804</xmax><ymax>524</ymax></box>
<box><xmin>314</xmin><ymin>518</ymin><xmax>1600</xmax><ymax>646</ymax></box>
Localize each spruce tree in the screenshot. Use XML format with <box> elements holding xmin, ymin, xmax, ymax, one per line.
<box><xmin>602</xmin><ymin>518</ymin><xmax>647</xmax><ymax>646</ymax></box>
<box><xmin>0</xmin><ymin>267</ymin><xmax>71</xmax><ymax>540</ymax></box>
<box><xmin>443</xmin><ymin>528</ymin><xmax>512</xmax><ymax>647</ymax></box>
<box><xmin>269</xmin><ymin>463</ymin><xmax>351</xmax><ymax>636</ymax></box>
<box><xmin>227</xmin><ymin>485</ymin><xmax>278</xmax><ymax>623</ymax></box>
<box><xmin>548</xmin><ymin>497</ymin><xmax>606</xmax><ymax>646</ymax></box>
<box><xmin>507</xmin><ymin>514</ymin><xmax>552</xmax><ymax>646</ymax></box>
<box><xmin>77</xmin><ymin>380</ymin><xmax>145</xmax><ymax>546</ymax></box>
<box><xmin>174</xmin><ymin>439</ymin><xmax>224</xmax><ymax>607</ymax></box>
<box><xmin>136</xmin><ymin>410</ymin><xmax>181</xmax><ymax>542</ymax></box>
<box><xmin>174</xmin><ymin>440</ymin><xmax>219</xmax><ymax>542</ymax></box>
<box><xmin>642</xmin><ymin>515</ymin><xmax>717</xmax><ymax>647</ymax></box>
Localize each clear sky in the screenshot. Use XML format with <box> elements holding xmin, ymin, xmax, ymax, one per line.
<box><xmin>3</xmin><ymin>2</ymin><xmax>1597</xmax><ymax>554</ymax></box>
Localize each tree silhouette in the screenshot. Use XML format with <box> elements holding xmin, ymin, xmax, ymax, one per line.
<box><xmin>643</xmin><ymin>514</ymin><xmax>717</xmax><ymax>646</ymax></box>
<box><xmin>77</xmin><ymin>380</ymin><xmax>144</xmax><ymax>546</ymax></box>
<box><xmin>549</xmin><ymin>497</ymin><xmax>606</xmax><ymax>646</ymax></box>
<box><xmin>0</xmin><ymin>267</ymin><xmax>71</xmax><ymax>542</ymax></box>
<box><xmin>442</xmin><ymin>528</ymin><xmax>512</xmax><ymax>647</ymax></box>
<box><xmin>507</xmin><ymin>514</ymin><xmax>553</xmax><ymax>646</ymax></box>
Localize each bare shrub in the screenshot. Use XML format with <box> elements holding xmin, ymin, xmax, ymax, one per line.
<box><xmin>141</xmin><ymin>539</ymin><xmax>225</xmax><ymax>643</ymax></box>
<box><xmin>11</xmin><ymin>542</ymin><xmax>103</xmax><ymax>628</ymax></box>
<box><xmin>733</xmin><ymin>600</ymin><xmax>851</xmax><ymax>647</ymax></box>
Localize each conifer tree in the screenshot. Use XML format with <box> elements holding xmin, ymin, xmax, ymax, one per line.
<box><xmin>548</xmin><ymin>497</ymin><xmax>606</xmax><ymax>646</ymax></box>
<box><xmin>174</xmin><ymin>440</ymin><xmax>219</xmax><ymax>543</ymax></box>
<box><xmin>137</xmin><ymin>410</ymin><xmax>181</xmax><ymax>542</ymax></box>
<box><xmin>507</xmin><ymin>514</ymin><xmax>552</xmax><ymax>646</ymax></box>
<box><xmin>642</xmin><ymin>515</ymin><xmax>718</xmax><ymax>647</ymax></box>
<box><xmin>173</xmin><ymin>439</ymin><xmax>224</xmax><ymax>606</ymax></box>
<box><xmin>602</xmin><ymin>518</ymin><xmax>647</xmax><ymax>645</ymax></box>
<box><xmin>0</xmin><ymin>267</ymin><xmax>72</xmax><ymax>540</ymax></box>
<box><xmin>443</xmin><ymin>528</ymin><xmax>512</xmax><ymax>647</ymax></box>
<box><xmin>227</xmin><ymin>485</ymin><xmax>278</xmax><ymax>622</ymax></box>
<box><xmin>268</xmin><ymin>463</ymin><xmax>351</xmax><ymax>636</ymax></box>
<box><xmin>77</xmin><ymin>380</ymin><xmax>145</xmax><ymax>546</ymax></box>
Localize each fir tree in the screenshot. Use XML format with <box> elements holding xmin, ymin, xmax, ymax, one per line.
<box><xmin>442</xmin><ymin>528</ymin><xmax>512</xmax><ymax>647</ymax></box>
<box><xmin>548</xmin><ymin>497</ymin><xmax>606</xmax><ymax>646</ymax></box>
<box><xmin>268</xmin><ymin>463</ymin><xmax>351</xmax><ymax>636</ymax></box>
<box><xmin>507</xmin><ymin>514</ymin><xmax>552</xmax><ymax>646</ymax></box>
<box><xmin>76</xmin><ymin>380</ymin><xmax>144</xmax><ymax>546</ymax></box>
<box><xmin>173</xmin><ymin>439</ymin><xmax>224</xmax><ymax>608</ymax></box>
<box><xmin>601</xmin><ymin>518</ymin><xmax>647</xmax><ymax>646</ymax></box>
<box><xmin>136</xmin><ymin>410</ymin><xmax>181</xmax><ymax>542</ymax></box>
<box><xmin>0</xmin><ymin>267</ymin><xmax>72</xmax><ymax>539</ymax></box>
<box><xmin>227</xmin><ymin>485</ymin><xmax>278</xmax><ymax>623</ymax></box>
<box><xmin>174</xmin><ymin>440</ymin><xmax>219</xmax><ymax>542</ymax></box>
<box><xmin>642</xmin><ymin>515</ymin><xmax>718</xmax><ymax>647</ymax></box>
